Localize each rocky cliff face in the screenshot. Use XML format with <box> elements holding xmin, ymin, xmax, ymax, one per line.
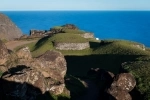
<box><xmin>0</xmin><ymin>13</ymin><xmax>22</xmax><ymax>40</ymax></box>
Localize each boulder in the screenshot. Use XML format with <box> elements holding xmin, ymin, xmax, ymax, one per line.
<box><xmin>1</xmin><ymin>66</ymin><xmax>46</xmax><ymax>100</ymax></box>
<box><xmin>111</xmin><ymin>73</ymin><xmax>136</xmax><ymax>92</ymax></box>
<box><xmin>0</xmin><ymin>13</ymin><xmax>22</xmax><ymax>40</ymax></box>
<box><xmin>1</xmin><ymin>50</ymin><xmax>67</xmax><ymax>99</ymax></box>
<box><xmin>16</xmin><ymin>47</ymin><xmax>32</xmax><ymax>60</ymax></box>
<box><xmin>33</xmin><ymin>50</ymin><xmax>67</xmax><ymax>83</ymax></box>
<box><xmin>107</xmin><ymin>73</ymin><xmax>136</xmax><ymax>100</ymax></box>
<box><xmin>2</xmin><ymin>49</ymin><xmax>67</xmax><ymax>96</ymax></box>
<box><xmin>107</xmin><ymin>87</ymin><xmax>132</xmax><ymax>100</ymax></box>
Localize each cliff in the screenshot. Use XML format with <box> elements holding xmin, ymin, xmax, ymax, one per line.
<box><xmin>0</xmin><ymin>13</ymin><xmax>22</xmax><ymax>40</ymax></box>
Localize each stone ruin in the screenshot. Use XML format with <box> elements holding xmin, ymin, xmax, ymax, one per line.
<box><xmin>29</xmin><ymin>24</ymin><xmax>79</xmax><ymax>38</ymax></box>
<box><xmin>54</xmin><ymin>42</ymin><xmax>90</xmax><ymax>50</ymax></box>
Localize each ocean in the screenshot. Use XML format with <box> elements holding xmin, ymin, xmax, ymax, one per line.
<box><xmin>1</xmin><ymin>11</ymin><xmax>150</xmax><ymax>47</ymax></box>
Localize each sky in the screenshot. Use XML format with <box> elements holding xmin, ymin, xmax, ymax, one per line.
<box><xmin>0</xmin><ymin>0</ymin><xmax>150</xmax><ymax>11</ymax></box>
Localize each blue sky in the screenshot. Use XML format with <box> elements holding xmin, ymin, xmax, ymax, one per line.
<box><xmin>0</xmin><ymin>0</ymin><xmax>150</xmax><ymax>11</ymax></box>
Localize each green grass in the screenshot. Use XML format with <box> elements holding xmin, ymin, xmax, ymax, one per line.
<box><xmin>63</xmin><ymin>29</ymin><xmax>85</xmax><ymax>34</ymax></box>
<box><xmin>0</xmin><ymin>70</ymin><xmax>3</xmax><ymax>77</ymax></box>
<box><xmin>92</xmin><ymin>40</ymin><xmax>150</xmax><ymax>55</ymax></box>
<box><xmin>49</xmin><ymin>33</ymin><xmax>87</xmax><ymax>43</ymax></box>
<box><xmin>52</xmin><ymin>26</ymin><xmax>64</xmax><ymax>29</ymax></box>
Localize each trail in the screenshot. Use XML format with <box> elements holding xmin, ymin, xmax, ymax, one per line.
<box><xmin>5</xmin><ymin>40</ymin><xmax>37</xmax><ymax>50</ymax></box>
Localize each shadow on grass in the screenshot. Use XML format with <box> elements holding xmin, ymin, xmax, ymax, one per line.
<box><xmin>65</xmin><ymin>75</ymin><xmax>87</xmax><ymax>100</ymax></box>
<box><xmin>65</xmin><ymin>54</ymin><xmax>142</xmax><ymax>76</ymax></box>
<box><xmin>34</xmin><ymin>36</ymin><xmax>50</xmax><ymax>50</ymax></box>
<box><xmin>89</xmin><ymin>40</ymin><xmax>113</xmax><ymax>49</ymax></box>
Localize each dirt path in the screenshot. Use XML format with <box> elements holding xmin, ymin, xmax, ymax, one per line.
<box><xmin>75</xmin><ymin>80</ymin><xmax>99</xmax><ymax>100</ymax></box>
<box><xmin>5</xmin><ymin>40</ymin><xmax>38</xmax><ymax>50</ymax></box>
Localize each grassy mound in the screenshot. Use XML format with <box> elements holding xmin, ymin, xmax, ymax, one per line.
<box><xmin>49</xmin><ymin>33</ymin><xmax>87</xmax><ymax>43</ymax></box>
<box><xmin>92</xmin><ymin>40</ymin><xmax>149</xmax><ymax>55</ymax></box>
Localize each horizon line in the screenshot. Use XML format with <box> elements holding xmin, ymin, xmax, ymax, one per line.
<box><xmin>1</xmin><ymin>9</ymin><xmax>150</xmax><ymax>11</ymax></box>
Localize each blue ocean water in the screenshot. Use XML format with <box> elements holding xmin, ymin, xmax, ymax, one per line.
<box><xmin>1</xmin><ymin>11</ymin><xmax>150</xmax><ymax>47</ymax></box>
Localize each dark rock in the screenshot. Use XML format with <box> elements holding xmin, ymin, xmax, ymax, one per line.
<box><xmin>0</xmin><ymin>13</ymin><xmax>22</xmax><ymax>40</ymax></box>
<box><xmin>87</xmin><ymin>68</ymin><xmax>114</xmax><ymax>86</ymax></box>
<box><xmin>111</xmin><ymin>73</ymin><xmax>136</xmax><ymax>92</ymax></box>
<box><xmin>7</xmin><ymin>49</ymin><xmax>66</xmax><ymax>95</ymax></box>
<box><xmin>34</xmin><ymin>50</ymin><xmax>67</xmax><ymax>83</ymax></box>
<box><xmin>1</xmin><ymin>66</ymin><xmax>45</xmax><ymax>100</ymax></box>
<box><xmin>107</xmin><ymin>87</ymin><xmax>132</xmax><ymax>100</ymax></box>
<box><xmin>0</xmin><ymin>45</ymin><xmax>67</xmax><ymax>99</ymax></box>
<box><xmin>106</xmin><ymin>73</ymin><xmax>136</xmax><ymax>100</ymax></box>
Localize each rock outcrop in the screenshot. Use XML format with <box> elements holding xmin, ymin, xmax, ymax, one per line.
<box><xmin>0</xmin><ymin>44</ymin><xmax>67</xmax><ymax>99</ymax></box>
<box><xmin>0</xmin><ymin>13</ymin><xmax>22</xmax><ymax>40</ymax></box>
<box><xmin>87</xmin><ymin>68</ymin><xmax>136</xmax><ymax>100</ymax></box>
<box><xmin>107</xmin><ymin>73</ymin><xmax>136</xmax><ymax>100</ymax></box>
<box><xmin>107</xmin><ymin>87</ymin><xmax>132</xmax><ymax>100</ymax></box>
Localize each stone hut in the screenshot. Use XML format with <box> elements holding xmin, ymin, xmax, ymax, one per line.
<box><xmin>54</xmin><ymin>42</ymin><xmax>90</xmax><ymax>50</ymax></box>
<box><xmin>81</xmin><ymin>32</ymin><xmax>94</xmax><ymax>38</ymax></box>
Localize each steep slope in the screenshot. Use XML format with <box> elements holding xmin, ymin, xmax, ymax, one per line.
<box><xmin>0</xmin><ymin>13</ymin><xmax>22</xmax><ymax>40</ymax></box>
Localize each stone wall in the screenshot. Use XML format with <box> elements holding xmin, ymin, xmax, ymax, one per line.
<box><xmin>132</xmin><ymin>44</ymin><xmax>145</xmax><ymax>50</ymax></box>
<box><xmin>54</xmin><ymin>42</ymin><xmax>90</xmax><ymax>50</ymax></box>
<box><xmin>81</xmin><ymin>33</ymin><xmax>94</xmax><ymax>38</ymax></box>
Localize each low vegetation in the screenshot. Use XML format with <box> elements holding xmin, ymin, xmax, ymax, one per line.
<box><xmin>49</xmin><ymin>33</ymin><xmax>87</xmax><ymax>43</ymax></box>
